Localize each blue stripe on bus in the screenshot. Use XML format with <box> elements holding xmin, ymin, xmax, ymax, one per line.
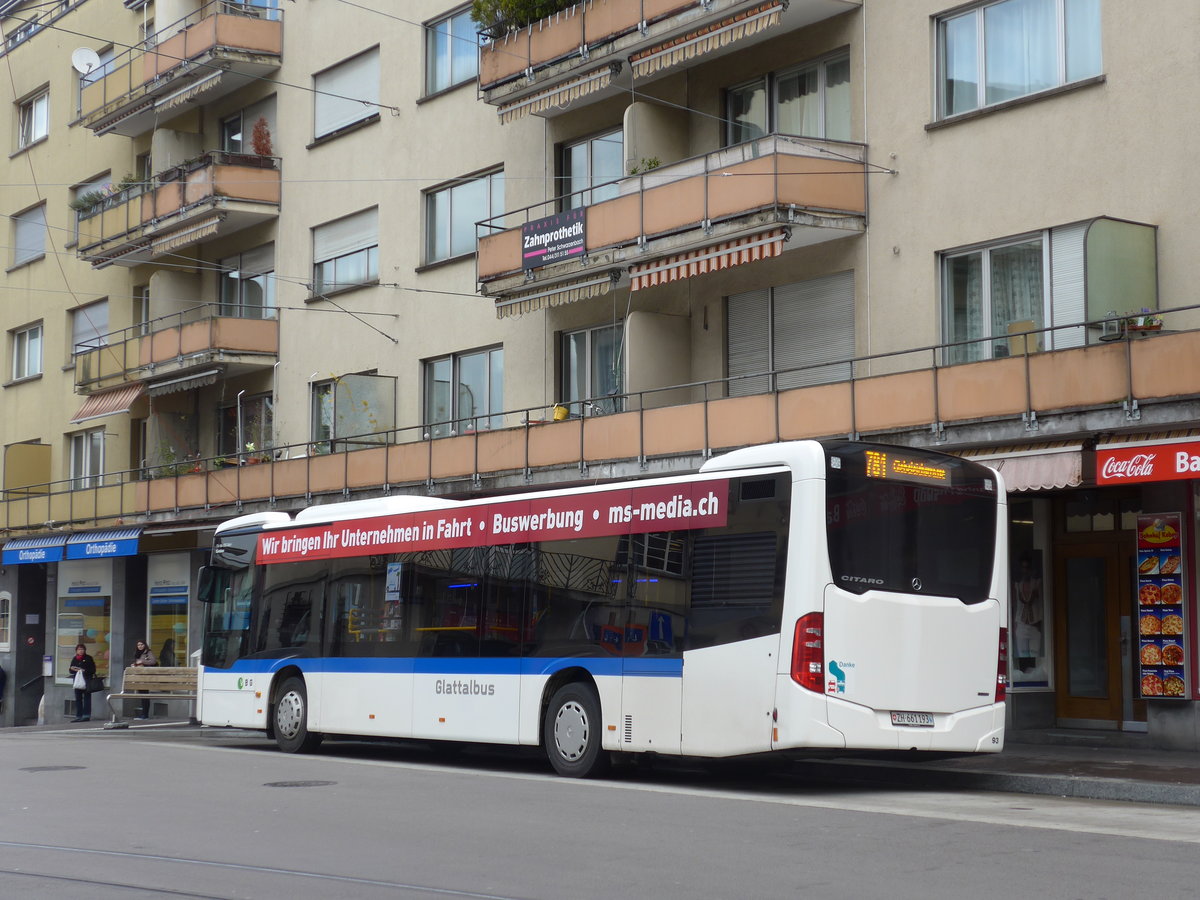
<box><xmin>217</xmin><ymin>656</ymin><xmax>683</xmax><ymax>678</ymax></box>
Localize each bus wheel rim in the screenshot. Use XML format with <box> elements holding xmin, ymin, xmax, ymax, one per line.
<box><xmin>554</xmin><ymin>700</ymin><xmax>588</xmax><ymax>761</ymax></box>
<box><xmin>277</xmin><ymin>691</ymin><xmax>303</xmax><ymax>738</ymax></box>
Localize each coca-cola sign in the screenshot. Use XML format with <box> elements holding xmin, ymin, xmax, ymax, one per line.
<box><xmin>1096</xmin><ymin>440</ymin><xmax>1200</xmax><ymax>485</ymax></box>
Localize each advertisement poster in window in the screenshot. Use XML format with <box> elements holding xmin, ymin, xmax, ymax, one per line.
<box><xmin>1135</xmin><ymin>514</ymin><xmax>1186</xmax><ymax>699</ymax></box>
<box><xmin>1011</xmin><ymin>549</ymin><xmax>1048</xmax><ymax>687</ymax></box>
<box><xmin>56</xmin><ymin>559</ymin><xmax>112</xmax><ymax>680</ymax></box>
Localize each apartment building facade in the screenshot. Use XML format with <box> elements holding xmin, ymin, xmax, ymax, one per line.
<box><xmin>1</xmin><ymin>0</ymin><xmax>1198</xmax><ymax>749</ymax></box>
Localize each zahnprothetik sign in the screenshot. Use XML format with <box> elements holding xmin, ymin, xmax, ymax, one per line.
<box><xmin>521</xmin><ymin>208</ymin><xmax>585</xmax><ymax>269</ymax></box>
<box><xmin>1096</xmin><ymin>439</ymin><xmax>1200</xmax><ymax>485</ymax></box>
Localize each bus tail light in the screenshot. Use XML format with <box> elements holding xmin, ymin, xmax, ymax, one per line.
<box><xmin>791</xmin><ymin>613</ymin><xmax>824</xmax><ymax>693</ymax></box>
<box><xmin>996</xmin><ymin>627</ymin><xmax>1008</xmax><ymax>703</ymax></box>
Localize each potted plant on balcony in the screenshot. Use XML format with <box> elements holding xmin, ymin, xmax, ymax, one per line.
<box><xmin>1125</xmin><ymin>308</ymin><xmax>1163</xmax><ymax>333</ymax></box>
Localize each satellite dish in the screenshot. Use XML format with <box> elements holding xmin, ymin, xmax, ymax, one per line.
<box><xmin>71</xmin><ymin>47</ymin><xmax>102</xmax><ymax>76</ymax></box>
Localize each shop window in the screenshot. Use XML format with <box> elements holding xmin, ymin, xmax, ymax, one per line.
<box><xmin>0</xmin><ymin>590</ymin><xmax>10</xmax><ymax>651</ymax></box>
<box><xmin>56</xmin><ymin>589</ymin><xmax>111</xmax><ymax>681</ymax></box>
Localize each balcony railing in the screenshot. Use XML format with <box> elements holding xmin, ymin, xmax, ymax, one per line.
<box><xmin>79</xmin><ymin>0</ymin><xmax>283</xmax><ymax>137</ymax></box>
<box><xmin>478</xmin><ymin>134</ymin><xmax>866</xmax><ymax>288</ymax></box>
<box><xmin>77</xmin><ymin>151</ymin><xmax>281</xmax><ymax>267</ymax></box>
<box><xmin>479</xmin><ymin>0</ymin><xmax>858</xmax><ymax>115</ymax></box>
<box><xmin>7</xmin><ymin>304</ymin><xmax>1199</xmax><ymax>534</ymax></box>
<box><xmin>74</xmin><ymin>306</ymin><xmax>279</xmax><ymax>392</ymax></box>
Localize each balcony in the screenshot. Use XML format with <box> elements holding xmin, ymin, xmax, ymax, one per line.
<box><xmin>74</xmin><ymin>309</ymin><xmax>279</xmax><ymax>394</ymax></box>
<box><xmin>478</xmin><ymin>134</ymin><xmax>866</xmax><ymax>305</ymax></box>
<box><xmin>79</xmin><ymin>1</ymin><xmax>283</xmax><ymax>137</ymax></box>
<box><xmin>77</xmin><ymin>152</ymin><xmax>281</xmax><ymax>268</ymax></box>
<box><xmin>479</xmin><ymin>0</ymin><xmax>859</xmax><ymax>120</ymax></box>
<box><xmin>8</xmin><ymin>308</ymin><xmax>1200</xmax><ymax>534</ymax></box>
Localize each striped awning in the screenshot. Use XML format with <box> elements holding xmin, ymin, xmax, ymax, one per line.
<box><xmin>960</xmin><ymin>442</ymin><xmax>1084</xmax><ymax>492</ymax></box>
<box><xmin>495</xmin><ymin>273</ymin><xmax>617</xmax><ymax>319</ymax></box>
<box><xmin>2</xmin><ymin>533</ymin><xmax>67</xmax><ymax>565</ymax></box>
<box><xmin>70</xmin><ymin>383</ymin><xmax>146</xmax><ymax>424</ymax></box>
<box><xmin>156</xmin><ymin>72</ymin><xmax>223</xmax><ymax>113</ymax></box>
<box><xmin>65</xmin><ymin>527</ymin><xmax>142</xmax><ymax>560</ymax></box>
<box><xmin>629</xmin><ymin>228</ymin><xmax>787</xmax><ymax>292</ymax></box>
<box><xmin>150</xmin><ymin>216</ymin><xmax>223</xmax><ymax>257</ymax></box>
<box><xmin>498</xmin><ymin>65</ymin><xmax>618</xmax><ymax>124</ymax></box>
<box><xmin>630</xmin><ymin>2</ymin><xmax>784</xmax><ymax>79</ymax></box>
<box><xmin>147</xmin><ymin>368</ymin><xmax>221</xmax><ymax>397</ymax></box>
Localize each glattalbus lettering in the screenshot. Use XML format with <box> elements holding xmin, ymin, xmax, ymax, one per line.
<box><xmin>435</xmin><ymin>678</ymin><xmax>495</xmax><ymax>696</ymax></box>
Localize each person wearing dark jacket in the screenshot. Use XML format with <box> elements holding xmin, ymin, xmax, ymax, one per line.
<box><xmin>131</xmin><ymin>639</ymin><xmax>157</xmax><ymax>719</ymax></box>
<box><xmin>68</xmin><ymin>644</ymin><xmax>96</xmax><ymax>722</ymax></box>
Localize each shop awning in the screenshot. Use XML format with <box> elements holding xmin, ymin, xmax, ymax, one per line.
<box><xmin>629</xmin><ymin>228</ymin><xmax>787</xmax><ymax>292</ymax></box>
<box><xmin>2</xmin><ymin>533</ymin><xmax>68</xmax><ymax>565</ymax></box>
<box><xmin>498</xmin><ymin>65</ymin><xmax>618</xmax><ymax>124</ymax></box>
<box><xmin>65</xmin><ymin>527</ymin><xmax>142</xmax><ymax>560</ymax></box>
<box><xmin>494</xmin><ymin>272</ymin><xmax>618</xmax><ymax>319</ymax></box>
<box><xmin>961</xmin><ymin>443</ymin><xmax>1083</xmax><ymax>492</ymax></box>
<box><xmin>70</xmin><ymin>383</ymin><xmax>146</xmax><ymax>424</ymax></box>
<box><xmin>630</xmin><ymin>1</ymin><xmax>784</xmax><ymax>78</ymax></box>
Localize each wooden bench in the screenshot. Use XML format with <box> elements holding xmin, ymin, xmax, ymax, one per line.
<box><xmin>104</xmin><ymin>666</ymin><xmax>198</xmax><ymax>729</ymax></box>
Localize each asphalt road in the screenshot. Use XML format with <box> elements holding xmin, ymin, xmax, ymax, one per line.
<box><xmin>2</xmin><ymin>725</ymin><xmax>1197</xmax><ymax>899</ymax></box>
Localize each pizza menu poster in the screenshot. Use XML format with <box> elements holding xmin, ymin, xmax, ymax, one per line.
<box><xmin>1136</xmin><ymin>514</ymin><xmax>1186</xmax><ymax>699</ymax></box>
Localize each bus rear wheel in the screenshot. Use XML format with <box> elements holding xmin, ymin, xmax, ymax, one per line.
<box><xmin>544</xmin><ymin>683</ymin><xmax>609</xmax><ymax>778</ymax></box>
<box><xmin>273</xmin><ymin>677</ymin><xmax>323</xmax><ymax>754</ymax></box>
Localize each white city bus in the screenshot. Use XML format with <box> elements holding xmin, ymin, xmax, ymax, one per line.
<box><xmin>197</xmin><ymin>440</ymin><xmax>1007</xmax><ymax>777</ymax></box>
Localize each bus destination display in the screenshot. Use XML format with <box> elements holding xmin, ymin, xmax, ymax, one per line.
<box><xmin>863</xmin><ymin>450</ymin><xmax>950</xmax><ymax>485</ymax></box>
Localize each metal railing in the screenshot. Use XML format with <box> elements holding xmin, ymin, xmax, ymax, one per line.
<box><xmin>4</xmin><ymin>303</ymin><xmax>1196</xmax><ymax>533</ymax></box>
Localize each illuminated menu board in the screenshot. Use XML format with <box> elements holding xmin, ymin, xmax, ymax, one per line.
<box><xmin>1135</xmin><ymin>513</ymin><xmax>1187</xmax><ymax>699</ymax></box>
<box><xmin>863</xmin><ymin>450</ymin><xmax>951</xmax><ymax>485</ymax></box>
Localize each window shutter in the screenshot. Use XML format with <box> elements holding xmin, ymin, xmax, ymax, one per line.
<box><xmin>772</xmin><ymin>271</ymin><xmax>854</xmax><ymax>388</ymax></box>
<box><xmin>1050</xmin><ymin>222</ymin><xmax>1086</xmax><ymax>350</ymax></box>
<box><xmin>313</xmin><ymin>208</ymin><xmax>377</xmax><ymax>263</ymax></box>
<box><xmin>726</xmin><ymin>289</ymin><xmax>770</xmax><ymax>396</ymax></box>
<box><xmin>241</xmin><ymin>242</ymin><xmax>275</xmax><ymax>278</ymax></box>
<box><xmin>314</xmin><ymin>48</ymin><xmax>379</xmax><ymax>138</ymax></box>
<box><xmin>13</xmin><ymin>206</ymin><xmax>47</xmax><ymax>265</ymax></box>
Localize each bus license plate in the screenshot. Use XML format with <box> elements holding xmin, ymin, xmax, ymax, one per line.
<box><xmin>890</xmin><ymin>711</ymin><xmax>934</xmax><ymax>727</ymax></box>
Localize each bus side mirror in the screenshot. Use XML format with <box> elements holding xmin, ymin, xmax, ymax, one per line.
<box><xmin>197</xmin><ymin>566</ymin><xmax>216</xmax><ymax>603</ymax></box>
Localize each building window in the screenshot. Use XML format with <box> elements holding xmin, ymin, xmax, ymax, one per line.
<box><xmin>71</xmin><ymin>300</ymin><xmax>109</xmax><ymax>357</ymax></box>
<box><xmin>220</xmin><ymin>244</ymin><xmax>276</xmax><ymax>317</ymax></box>
<box><xmin>726</xmin><ymin>53</ymin><xmax>851</xmax><ymax>144</ymax></box>
<box><xmin>71</xmin><ymin>172</ymin><xmax>112</xmax><ymax>243</ymax></box>
<box><xmin>426</xmin><ymin>7</ymin><xmax>479</xmax><ymax>95</ymax></box>
<box><xmin>17</xmin><ymin>89</ymin><xmax>48</xmax><ymax>149</ymax></box>
<box><xmin>424</xmin><ymin>346</ymin><xmax>503</xmax><ymax>438</ymax></box>
<box><xmin>942</xmin><ymin>236</ymin><xmax>1045</xmax><ymax>363</ymax></box>
<box><xmin>76</xmin><ymin>46</ymin><xmax>116</xmax><ymax>113</ymax></box>
<box><xmin>561</xmin><ymin>322</ymin><xmax>624</xmax><ymax>416</ymax></box>
<box><xmin>134</xmin><ymin>284</ymin><xmax>150</xmax><ymax>335</ymax></box>
<box><xmin>726</xmin><ymin>272</ymin><xmax>855</xmax><ymax>396</ymax></box>
<box><xmin>938</xmin><ymin>0</ymin><xmax>1102</xmax><ymax>118</ymax></box>
<box><xmin>218</xmin><ymin>393</ymin><xmax>274</xmax><ymax>456</ymax></box>
<box><xmin>313</xmin><ymin>47</ymin><xmax>380</xmax><ymax>140</ymax></box>
<box><xmin>12</xmin><ymin>204</ymin><xmax>47</xmax><ymax>267</ymax></box>
<box><xmin>426</xmin><ymin>170</ymin><xmax>503</xmax><ymax>263</ymax></box>
<box><xmin>11</xmin><ymin>322</ymin><xmax>43</xmax><ymax>380</ymax></box>
<box><xmin>312</xmin><ymin>208</ymin><xmax>378</xmax><ymax>294</ymax></box>
<box><xmin>220</xmin><ymin>97</ymin><xmax>276</xmax><ymax>154</ymax></box>
<box><xmin>560</xmin><ymin>129</ymin><xmax>623</xmax><ymax>210</ymax></box>
<box><xmin>310</xmin><ymin>379</ymin><xmax>334</xmax><ymax>445</ymax></box>
<box><xmin>70</xmin><ymin>428</ymin><xmax>104</xmax><ymax>489</ymax></box>
<box><xmin>0</xmin><ymin>590</ymin><xmax>10</xmax><ymax>652</ymax></box>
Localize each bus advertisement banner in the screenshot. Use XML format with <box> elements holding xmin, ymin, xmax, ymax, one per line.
<box><xmin>255</xmin><ymin>479</ymin><xmax>729</xmax><ymax>564</ymax></box>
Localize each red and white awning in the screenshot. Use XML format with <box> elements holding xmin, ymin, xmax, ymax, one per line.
<box><xmin>629</xmin><ymin>228</ymin><xmax>787</xmax><ymax>292</ymax></box>
<box><xmin>70</xmin><ymin>383</ymin><xmax>146</xmax><ymax>424</ymax></box>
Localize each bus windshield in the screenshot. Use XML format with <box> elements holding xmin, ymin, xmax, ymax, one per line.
<box><xmin>824</xmin><ymin>441</ymin><xmax>998</xmax><ymax>604</ymax></box>
<box><xmin>201</xmin><ymin>530</ymin><xmax>259</xmax><ymax>668</ymax></box>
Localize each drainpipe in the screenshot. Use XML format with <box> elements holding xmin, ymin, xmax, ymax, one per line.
<box><xmin>236</xmin><ymin>389</ymin><xmax>245</xmax><ymax>459</ymax></box>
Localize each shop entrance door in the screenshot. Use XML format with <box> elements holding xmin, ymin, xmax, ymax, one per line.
<box><xmin>1053</xmin><ymin>544</ymin><xmax>1126</xmax><ymax>724</ymax></box>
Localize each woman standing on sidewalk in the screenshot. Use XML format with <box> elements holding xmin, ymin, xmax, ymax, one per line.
<box><xmin>131</xmin><ymin>639</ymin><xmax>157</xmax><ymax>720</ymax></box>
<box><xmin>68</xmin><ymin>644</ymin><xmax>96</xmax><ymax>722</ymax></box>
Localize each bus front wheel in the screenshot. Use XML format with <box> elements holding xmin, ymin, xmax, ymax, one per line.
<box><xmin>544</xmin><ymin>683</ymin><xmax>609</xmax><ymax>778</ymax></box>
<box><xmin>273</xmin><ymin>677</ymin><xmax>323</xmax><ymax>754</ymax></box>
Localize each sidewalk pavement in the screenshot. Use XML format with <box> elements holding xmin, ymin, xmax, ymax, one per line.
<box><xmin>794</xmin><ymin>730</ymin><xmax>1200</xmax><ymax>807</ymax></box>
<box><xmin>18</xmin><ymin>719</ymin><xmax>1200</xmax><ymax>806</ymax></box>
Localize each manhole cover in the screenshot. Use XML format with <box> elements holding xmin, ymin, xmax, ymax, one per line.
<box><xmin>21</xmin><ymin>766</ymin><xmax>86</xmax><ymax>772</ymax></box>
<box><xmin>263</xmin><ymin>780</ymin><xmax>336</xmax><ymax>788</ymax></box>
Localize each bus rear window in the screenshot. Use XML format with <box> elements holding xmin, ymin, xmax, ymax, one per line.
<box><xmin>824</xmin><ymin>442</ymin><xmax>997</xmax><ymax>605</ymax></box>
